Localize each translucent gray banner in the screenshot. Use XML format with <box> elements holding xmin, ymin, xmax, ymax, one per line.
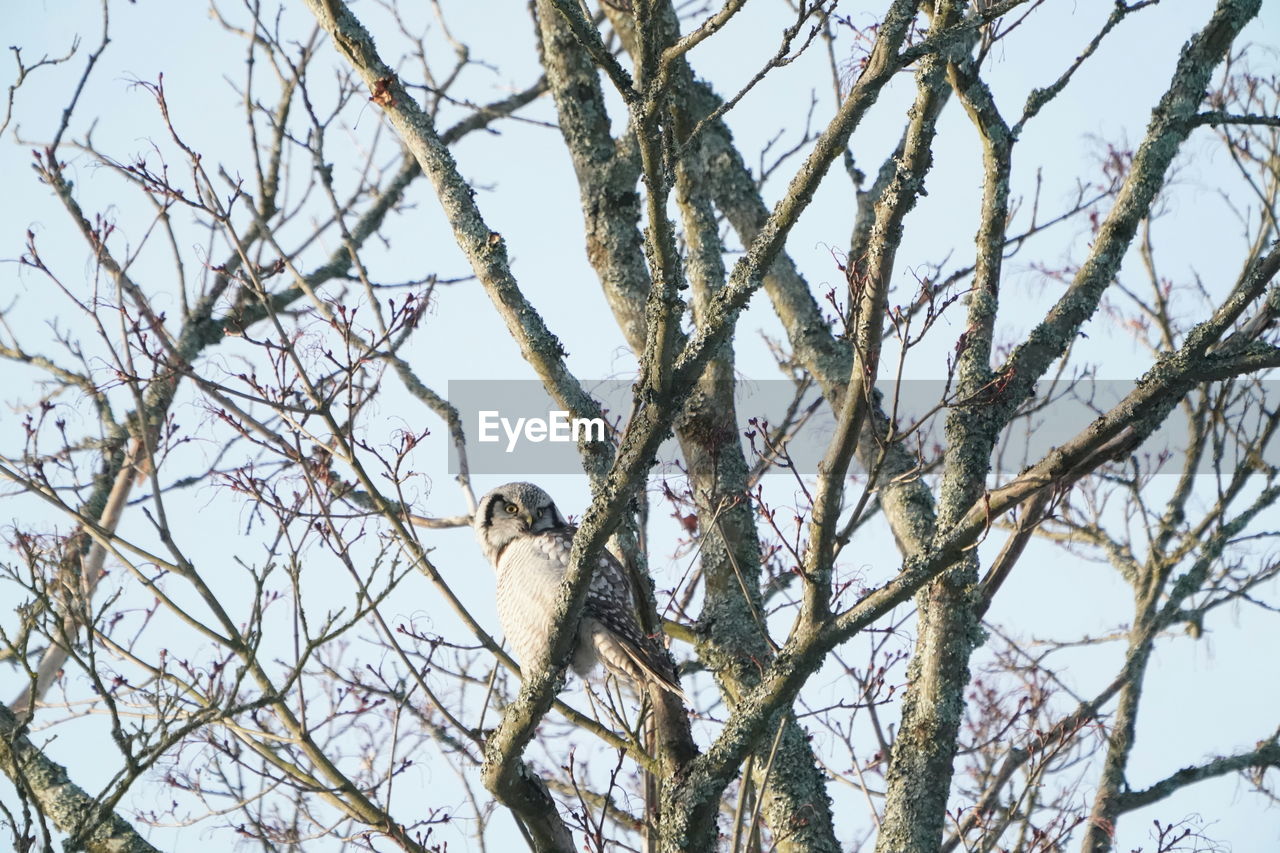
<box><xmin>447</xmin><ymin>379</ymin><xmax>1277</xmax><ymax>477</ymax></box>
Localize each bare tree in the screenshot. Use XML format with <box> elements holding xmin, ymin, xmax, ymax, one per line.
<box><xmin>2</xmin><ymin>1</ymin><xmax>1278</xmax><ymax>852</ymax></box>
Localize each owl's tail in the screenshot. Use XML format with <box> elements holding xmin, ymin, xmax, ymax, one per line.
<box><xmin>624</xmin><ymin>643</ymin><xmax>687</xmax><ymax>702</ymax></box>
<box><xmin>587</xmin><ymin>620</ymin><xmax>687</xmax><ymax>702</ymax></box>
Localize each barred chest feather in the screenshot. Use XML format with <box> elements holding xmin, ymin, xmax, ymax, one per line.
<box><xmin>495</xmin><ymin>536</ymin><xmax>567</xmax><ymax>672</ymax></box>
<box><xmin>494</xmin><ymin>531</ymin><xmax>611</xmax><ymax>677</ymax></box>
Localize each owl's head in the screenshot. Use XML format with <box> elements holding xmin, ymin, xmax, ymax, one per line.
<box><xmin>474</xmin><ymin>482</ymin><xmax>567</xmax><ymax>562</ymax></box>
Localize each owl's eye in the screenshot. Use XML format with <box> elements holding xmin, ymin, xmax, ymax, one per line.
<box><xmin>503</xmin><ymin>503</ymin><xmax>519</xmax><ymax>515</ymax></box>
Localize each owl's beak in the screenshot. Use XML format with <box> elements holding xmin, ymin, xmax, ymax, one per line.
<box><xmin>523</xmin><ymin>512</ymin><xmax>536</xmax><ymax>528</ymax></box>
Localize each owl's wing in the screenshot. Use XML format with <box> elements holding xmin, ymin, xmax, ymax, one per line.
<box><xmin>540</xmin><ymin>528</ymin><xmax>685</xmax><ymax>699</ymax></box>
<box><xmin>565</xmin><ymin>525</ymin><xmax>686</xmax><ymax>696</ymax></box>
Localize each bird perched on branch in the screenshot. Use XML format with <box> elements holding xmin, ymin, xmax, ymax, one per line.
<box><xmin>473</xmin><ymin>482</ymin><xmax>684</xmax><ymax>699</ymax></box>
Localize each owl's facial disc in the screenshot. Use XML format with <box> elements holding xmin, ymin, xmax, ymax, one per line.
<box><xmin>476</xmin><ymin>483</ymin><xmax>561</xmax><ymax>543</ymax></box>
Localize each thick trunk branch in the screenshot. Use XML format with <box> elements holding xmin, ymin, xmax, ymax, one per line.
<box><xmin>0</xmin><ymin>700</ymin><xmax>161</xmax><ymax>853</ymax></box>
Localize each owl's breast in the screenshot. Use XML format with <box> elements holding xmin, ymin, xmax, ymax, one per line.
<box><xmin>494</xmin><ymin>534</ymin><xmax>571</xmax><ymax>672</ymax></box>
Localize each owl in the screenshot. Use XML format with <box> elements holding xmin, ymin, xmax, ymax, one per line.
<box><xmin>474</xmin><ymin>482</ymin><xmax>684</xmax><ymax>698</ymax></box>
